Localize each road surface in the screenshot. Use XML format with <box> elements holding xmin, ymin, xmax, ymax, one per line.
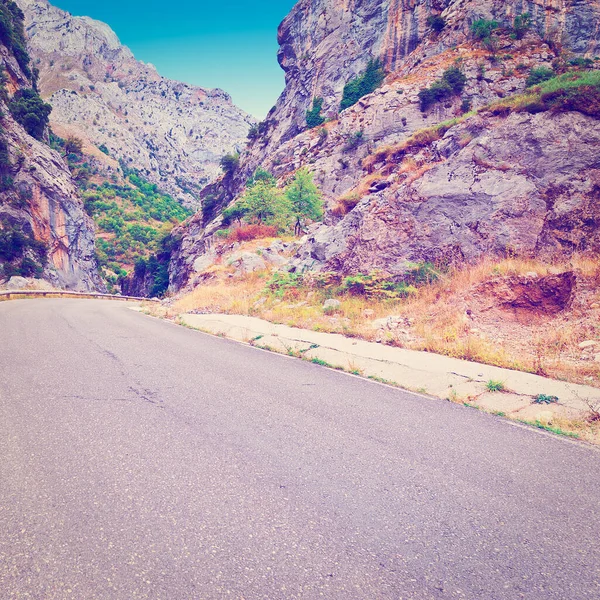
<box><xmin>1</xmin><ymin>299</ymin><xmax>599</xmax><ymax>599</ymax></box>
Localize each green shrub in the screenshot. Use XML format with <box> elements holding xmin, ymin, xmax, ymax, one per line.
<box><xmin>340</xmin><ymin>59</ymin><xmax>385</xmax><ymax>111</ymax></box>
<box><xmin>306</xmin><ymin>97</ymin><xmax>325</xmax><ymax>129</ymax></box>
<box><xmin>418</xmin><ymin>66</ymin><xmax>467</xmax><ymax>111</ymax></box>
<box><xmin>247</xmin><ymin>123</ymin><xmax>259</xmax><ymax>140</ymax></box>
<box><xmin>403</xmin><ymin>262</ymin><xmax>441</xmax><ymax>285</ymax></box>
<box><xmin>569</xmin><ymin>57</ymin><xmax>594</xmax><ymax>69</ymax></box>
<box><xmin>486</xmin><ymin>380</ymin><xmax>505</xmax><ymax>392</ymax></box>
<box><xmin>343</xmin><ymin>130</ymin><xmax>364</xmax><ymax>152</ymax></box>
<box><xmin>98</xmin><ymin>143</ymin><xmax>110</xmax><ymax>155</ymax></box>
<box><xmin>513</xmin><ymin>13</ymin><xmax>531</xmax><ymax>40</ymax></box>
<box><xmin>222</xmin><ymin>203</ymin><xmax>249</xmax><ymax>226</ymax></box>
<box><xmin>470</xmin><ymin>19</ymin><xmax>499</xmax><ymax>41</ymax></box>
<box><xmin>533</xmin><ymin>394</ymin><xmax>559</xmax><ymax>404</ymax></box>
<box><xmin>526</xmin><ymin>67</ymin><xmax>555</xmax><ymax>87</ymax></box>
<box><xmin>427</xmin><ymin>15</ymin><xmax>446</xmax><ymax>33</ymax></box>
<box><xmin>342</xmin><ymin>271</ymin><xmax>418</xmax><ymax>300</ymax></box>
<box><xmin>265</xmin><ymin>271</ymin><xmax>304</xmax><ymax>298</ymax></box>
<box><xmin>9</xmin><ymin>89</ymin><xmax>52</xmax><ymax>140</ymax></box>
<box><xmin>220</xmin><ymin>152</ymin><xmax>240</xmax><ymax>175</ymax></box>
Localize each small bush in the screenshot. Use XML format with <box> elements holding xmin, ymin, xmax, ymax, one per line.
<box><xmin>220</xmin><ymin>152</ymin><xmax>240</xmax><ymax>175</ymax></box>
<box><xmin>569</xmin><ymin>57</ymin><xmax>594</xmax><ymax>69</ymax></box>
<box><xmin>343</xmin><ymin>130</ymin><xmax>364</xmax><ymax>152</ymax></box>
<box><xmin>470</xmin><ymin>19</ymin><xmax>499</xmax><ymax>41</ymax></box>
<box><xmin>513</xmin><ymin>13</ymin><xmax>531</xmax><ymax>40</ymax></box>
<box><xmin>265</xmin><ymin>271</ymin><xmax>304</xmax><ymax>298</ymax></box>
<box><xmin>340</xmin><ymin>59</ymin><xmax>385</xmax><ymax>111</ymax></box>
<box><xmin>427</xmin><ymin>15</ymin><xmax>446</xmax><ymax>33</ymax></box>
<box><xmin>306</xmin><ymin>97</ymin><xmax>325</xmax><ymax>129</ymax></box>
<box><xmin>64</xmin><ymin>136</ymin><xmax>83</xmax><ymax>155</ymax></box>
<box><xmin>342</xmin><ymin>271</ymin><xmax>418</xmax><ymax>300</ymax></box>
<box><xmin>418</xmin><ymin>66</ymin><xmax>467</xmax><ymax>111</ymax></box>
<box><xmin>533</xmin><ymin>394</ymin><xmax>559</xmax><ymax>404</ymax></box>
<box><xmin>226</xmin><ymin>224</ymin><xmax>278</xmax><ymax>243</ymax></box>
<box><xmin>98</xmin><ymin>143</ymin><xmax>110</xmax><ymax>155</ymax></box>
<box><xmin>526</xmin><ymin>67</ymin><xmax>555</xmax><ymax>87</ymax></box>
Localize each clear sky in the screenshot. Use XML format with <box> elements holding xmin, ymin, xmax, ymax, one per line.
<box><xmin>52</xmin><ymin>0</ymin><xmax>297</xmax><ymax>118</ymax></box>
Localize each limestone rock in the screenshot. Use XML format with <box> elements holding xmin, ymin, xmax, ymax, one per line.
<box><xmin>0</xmin><ymin>16</ymin><xmax>102</xmax><ymax>291</ymax></box>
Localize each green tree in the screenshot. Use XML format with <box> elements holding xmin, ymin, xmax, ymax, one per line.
<box><xmin>220</xmin><ymin>152</ymin><xmax>240</xmax><ymax>175</ymax></box>
<box><xmin>240</xmin><ymin>179</ymin><xmax>290</xmax><ymax>227</ymax></box>
<box><xmin>285</xmin><ymin>168</ymin><xmax>323</xmax><ymax>235</ymax></box>
<box><xmin>513</xmin><ymin>13</ymin><xmax>531</xmax><ymax>40</ymax></box>
<box><xmin>9</xmin><ymin>88</ymin><xmax>51</xmax><ymax>140</ymax></box>
<box><xmin>470</xmin><ymin>19</ymin><xmax>499</xmax><ymax>41</ymax></box>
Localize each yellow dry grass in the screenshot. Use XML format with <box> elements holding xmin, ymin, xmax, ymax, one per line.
<box><xmin>160</xmin><ymin>253</ymin><xmax>600</xmax><ymax>388</ymax></box>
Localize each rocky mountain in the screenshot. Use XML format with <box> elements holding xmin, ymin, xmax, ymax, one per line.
<box><xmin>16</xmin><ymin>0</ymin><xmax>255</xmax><ymax>208</ymax></box>
<box><xmin>169</xmin><ymin>0</ymin><xmax>600</xmax><ymax>291</ymax></box>
<box><xmin>0</xmin><ymin>0</ymin><xmax>102</xmax><ymax>290</ymax></box>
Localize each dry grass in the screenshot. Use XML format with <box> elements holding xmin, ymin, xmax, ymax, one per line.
<box><xmin>169</xmin><ymin>271</ymin><xmax>268</xmax><ymax>317</ymax></box>
<box><xmin>162</xmin><ymin>252</ymin><xmax>600</xmax><ymax>388</ymax></box>
<box><xmin>331</xmin><ymin>192</ymin><xmax>361</xmax><ymax>217</ymax></box>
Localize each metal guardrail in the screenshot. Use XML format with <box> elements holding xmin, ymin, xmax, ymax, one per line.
<box><xmin>0</xmin><ymin>290</ymin><xmax>158</xmax><ymax>302</ymax></box>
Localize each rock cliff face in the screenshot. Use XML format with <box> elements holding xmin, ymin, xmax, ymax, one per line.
<box><xmin>170</xmin><ymin>0</ymin><xmax>600</xmax><ymax>290</ymax></box>
<box><xmin>16</xmin><ymin>0</ymin><xmax>254</xmax><ymax>208</ymax></box>
<box><xmin>271</xmin><ymin>0</ymin><xmax>599</xmax><ymax>147</ymax></box>
<box><xmin>0</xmin><ymin>0</ymin><xmax>102</xmax><ymax>290</ymax></box>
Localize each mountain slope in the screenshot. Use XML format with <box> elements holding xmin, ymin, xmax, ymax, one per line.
<box><xmin>169</xmin><ymin>0</ymin><xmax>600</xmax><ymax>291</ymax></box>
<box><xmin>17</xmin><ymin>0</ymin><xmax>255</xmax><ymax>208</ymax></box>
<box><xmin>0</xmin><ymin>0</ymin><xmax>102</xmax><ymax>290</ymax></box>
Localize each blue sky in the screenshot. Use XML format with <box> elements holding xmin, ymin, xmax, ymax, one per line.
<box><xmin>52</xmin><ymin>0</ymin><xmax>297</xmax><ymax>118</ymax></box>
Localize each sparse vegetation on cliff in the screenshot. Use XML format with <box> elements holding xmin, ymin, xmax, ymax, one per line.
<box><xmin>0</xmin><ymin>0</ymin><xmax>32</xmax><ymax>77</ymax></box>
<box><xmin>49</xmin><ymin>132</ymin><xmax>191</xmax><ymax>290</ymax></box>
<box><xmin>8</xmin><ymin>89</ymin><xmax>52</xmax><ymax>140</ymax></box>
<box><xmin>0</xmin><ymin>216</ymin><xmax>47</xmax><ymax>278</ymax></box>
<box><xmin>306</xmin><ymin>97</ymin><xmax>325</xmax><ymax>129</ymax></box>
<box><xmin>418</xmin><ymin>66</ymin><xmax>467</xmax><ymax>111</ymax></box>
<box><xmin>340</xmin><ymin>59</ymin><xmax>385</xmax><ymax>111</ymax></box>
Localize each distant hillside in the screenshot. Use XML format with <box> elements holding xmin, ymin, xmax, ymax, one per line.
<box><xmin>17</xmin><ymin>0</ymin><xmax>255</xmax><ymax>208</ymax></box>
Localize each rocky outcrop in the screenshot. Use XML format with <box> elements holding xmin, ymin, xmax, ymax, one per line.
<box><xmin>170</xmin><ymin>0</ymin><xmax>600</xmax><ymax>291</ymax></box>
<box><xmin>257</xmin><ymin>0</ymin><xmax>600</xmax><ymax>159</ymax></box>
<box><xmin>16</xmin><ymin>0</ymin><xmax>254</xmax><ymax>208</ymax></box>
<box><xmin>0</xmin><ymin>1</ymin><xmax>102</xmax><ymax>290</ymax></box>
<box><xmin>294</xmin><ymin>111</ymin><xmax>600</xmax><ymax>274</ymax></box>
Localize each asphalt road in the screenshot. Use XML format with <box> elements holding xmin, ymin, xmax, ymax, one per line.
<box><xmin>1</xmin><ymin>299</ymin><xmax>599</xmax><ymax>599</ymax></box>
